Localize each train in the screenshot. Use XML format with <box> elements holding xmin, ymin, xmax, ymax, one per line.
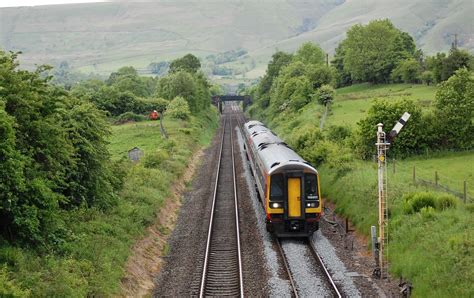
<box><xmin>242</xmin><ymin>120</ymin><xmax>322</xmax><ymax>237</ymax></box>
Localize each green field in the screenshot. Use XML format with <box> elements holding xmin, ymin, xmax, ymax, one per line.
<box><xmin>327</xmin><ymin>83</ymin><xmax>437</xmax><ymax>127</ymax></box>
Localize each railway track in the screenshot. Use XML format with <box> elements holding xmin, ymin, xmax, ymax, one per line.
<box><xmin>198</xmin><ymin>113</ymin><xmax>244</xmax><ymax>297</ymax></box>
<box><xmin>276</xmin><ymin>238</ymin><xmax>343</xmax><ymax>298</ymax></box>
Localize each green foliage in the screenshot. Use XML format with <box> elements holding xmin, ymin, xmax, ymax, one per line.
<box><xmin>156</xmin><ymin>70</ymin><xmax>210</xmax><ymax>113</ymax></box>
<box><xmin>391</xmin><ymin>58</ymin><xmax>421</xmax><ymax>83</ymax></box>
<box><xmin>433</xmin><ymin>68</ymin><xmax>474</xmax><ymax>150</ymax></box>
<box><xmin>115</xmin><ymin>112</ymin><xmax>146</xmax><ymax>124</ymax></box>
<box><xmin>258</xmin><ymin>51</ymin><xmax>293</xmax><ymax>102</ymax></box>
<box><xmin>326</xmin><ymin>125</ymin><xmax>352</xmax><ymax>142</ymax></box>
<box><xmin>293</xmin><ymin>42</ymin><xmax>326</xmax><ymax>65</ymax></box>
<box><xmin>341</xmin><ymin>19</ymin><xmax>416</xmax><ymax>83</ymax></box>
<box><xmin>169</xmin><ymin>54</ymin><xmax>201</xmax><ymax>74</ymax></box>
<box><xmin>166</xmin><ymin>96</ymin><xmax>191</xmax><ymax>120</ymax></box>
<box><xmin>331</xmin><ymin>42</ymin><xmax>352</xmax><ymax>87</ymax></box>
<box><xmin>356</xmin><ymin>99</ymin><xmax>425</xmax><ymax>158</ymax></box>
<box><xmin>143</xmin><ymin>149</ymin><xmax>170</xmax><ymax>169</ymax></box>
<box><xmin>420</xmin><ymin>70</ymin><xmax>434</xmax><ymax>85</ymax></box>
<box><xmin>0</xmin><ymin>50</ymin><xmax>119</xmax><ymax>243</ymax></box>
<box><xmin>0</xmin><ymin>266</ymin><xmax>30</xmax><ymax>297</ymax></box>
<box><xmin>314</xmin><ymin>84</ymin><xmax>335</xmax><ymax>106</ymax></box>
<box><xmin>425</xmin><ymin>49</ymin><xmax>473</xmax><ymax>83</ymax></box>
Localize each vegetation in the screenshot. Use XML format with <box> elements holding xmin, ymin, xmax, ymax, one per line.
<box><xmin>0</xmin><ymin>50</ymin><xmax>218</xmax><ymax>296</ymax></box>
<box><xmin>247</xmin><ymin>27</ymin><xmax>473</xmax><ymax>294</ymax></box>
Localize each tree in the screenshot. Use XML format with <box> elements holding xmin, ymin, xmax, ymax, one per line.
<box><xmin>0</xmin><ymin>50</ymin><xmax>120</xmax><ymax>243</ymax></box>
<box><xmin>314</xmin><ymin>85</ymin><xmax>335</xmax><ymax>106</ymax></box>
<box><xmin>258</xmin><ymin>51</ymin><xmax>293</xmax><ymax>107</ymax></box>
<box><xmin>433</xmin><ymin>68</ymin><xmax>474</xmax><ymax>149</ymax></box>
<box><xmin>169</xmin><ymin>54</ymin><xmax>201</xmax><ymax>74</ymax></box>
<box><xmin>331</xmin><ymin>41</ymin><xmax>352</xmax><ymax>87</ymax></box>
<box><xmin>421</xmin><ymin>71</ymin><xmax>434</xmax><ymax>85</ymax></box>
<box><xmin>293</xmin><ymin>42</ymin><xmax>326</xmax><ymax>65</ymax></box>
<box><xmin>357</xmin><ymin>99</ymin><xmax>425</xmax><ymax>158</ymax></box>
<box><xmin>166</xmin><ymin>96</ymin><xmax>191</xmax><ymax>120</ymax></box>
<box><xmin>391</xmin><ymin>59</ymin><xmax>422</xmax><ymax>83</ymax></box>
<box><xmin>342</xmin><ymin>19</ymin><xmax>416</xmax><ymax>83</ymax></box>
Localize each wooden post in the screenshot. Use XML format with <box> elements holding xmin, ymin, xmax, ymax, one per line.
<box><xmin>413</xmin><ymin>166</ymin><xmax>416</xmax><ymax>183</ymax></box>
<box><xmin>435</xmin><ymin>171</ymin><xmax>439</xmax><ymax>186</ymax></box>
<box><xmin>464</xmin><ymin>181</ymin><xmax>467</xmax><ymax>203</ymax></box>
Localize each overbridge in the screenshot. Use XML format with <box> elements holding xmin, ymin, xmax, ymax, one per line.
<box><xmin>211</xmin><ymin>95</ymin><xmax>252</xmax><ymax>112</ymax></box>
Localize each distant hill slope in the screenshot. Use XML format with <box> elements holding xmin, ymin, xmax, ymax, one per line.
<box><xmin>0</xmin><ymin>0</ymin><xmax>472</xmax><ymax>77</ymax></box>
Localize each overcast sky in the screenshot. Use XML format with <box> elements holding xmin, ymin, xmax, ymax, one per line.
<box><xmin>0</xmin><ymin>0</ymin><xmax>109</xmax><ymax>7</ymax></box>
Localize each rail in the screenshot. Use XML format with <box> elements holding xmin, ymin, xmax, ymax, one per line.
<box><xmin>199</xmin><ymin>113</ymin><xmax>244</xmax><ymax>297</ymax></box>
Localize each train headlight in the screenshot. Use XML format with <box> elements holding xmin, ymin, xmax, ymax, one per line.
<box><xmin>271</xmin><ymin>202</ymin><xmax>282</xmax><ymax>209</ymax></box>
<box><xmin>306</xmin><ymin>202</ymin><xmax>317</xmax><ymax>208</ymax></box>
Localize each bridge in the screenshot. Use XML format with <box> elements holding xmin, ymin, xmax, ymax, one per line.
<box><xmin>211</xmin><ymin>95</ymin><xmax>252</xmax><ymax>112</ymax></box>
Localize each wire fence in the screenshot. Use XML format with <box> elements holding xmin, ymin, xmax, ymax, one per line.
<box><xmin>411</xmin><ymin>165</ymin><xmax>472</xmax><ymax>203</ymax></box>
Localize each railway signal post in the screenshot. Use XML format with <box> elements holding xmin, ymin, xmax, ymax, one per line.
<box><xmin>374</xmin><ymin>112</ymin><xmax>411</xmax><ymax>279</ymax></box>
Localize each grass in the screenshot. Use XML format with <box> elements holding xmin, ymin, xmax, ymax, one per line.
<box><xmin>0</xmin><ymin>108</ymin><xmax>218</xmax><ymax>296</ymax></box>
<box><xmin>327</xmin><ymin>83</ymin><xmax>438</xmax><ymax>127</ymax></box>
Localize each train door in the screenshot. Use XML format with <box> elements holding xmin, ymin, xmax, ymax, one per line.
<box><xmin>287</xmin><ymin>177</ymin><xmax>301</xmax><ymax>217</ymax></box>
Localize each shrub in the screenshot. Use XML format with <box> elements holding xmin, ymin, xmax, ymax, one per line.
<box><xmin>403</xmin><ymin>192</ymin><xmax>459</xmax><ymax>214</ymax></box>
<box><xmin>403</xmin><ymin>192</ymin><xmax>437</xmax><ymax>214</ymax></box>
<box><xmin>326</xmin><ymin>125</ymin><xmax>352</xmax><ymax>142</ymax></box>
<box><xmin>115</xmin><ymin>112</ymin><xmax>146</xmax><ymax>124</ymax></box>
<box><xmin>166</xmin><ymin>96</ymin><xmax>191</xmax><ymax>120</ymax></box>
<box><xmin>314</xmin><ymin>84</ymin><xmax>335</xmax><ymax>106</ymax></box>
<box><xmin>435</xmin><ymin>194</ymin><xmax>458</xmax><ymax>210</ymax></box>
<box><xmin>143</xmin><ymin>149</ymin><xmax>170</xmax><ymax>169</ymax></box>
<box><xmin>0</xmin><ymin>266</ymin><xmax>30</xmax><ymax>297</ymax></box>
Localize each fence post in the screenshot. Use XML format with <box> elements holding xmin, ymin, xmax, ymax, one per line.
<box><xmin>435</xmin><ymin>171</ymin><xmax>439</xmax><ymax>186</ymax></box>
<box><xmin>412</xmin><ymin>166</ymin><xmax>416</xmax><ymax>183</ymax></box>
<box><xmin>464</xmin><ymin>181</ymin><xmax>467</xmax><ymax>203</ymax></box>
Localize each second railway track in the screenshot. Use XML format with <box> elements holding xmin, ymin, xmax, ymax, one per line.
<box><xmin>277</xmin><ymin>238</ymin><xmax>343</xmax><ymax>298</ymax></box>
<box><xmin>198</xmin><ymin>113</ymin><xmax>244</xmax><ymax>297</ymax></box>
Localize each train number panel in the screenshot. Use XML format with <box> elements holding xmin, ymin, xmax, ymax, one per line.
<box><xmin>243</xmin><ymin>120</ymin><xmax>322</xmax><ymax>237</ymax></box>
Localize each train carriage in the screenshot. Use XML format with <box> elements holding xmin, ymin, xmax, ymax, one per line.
<box><xmin>243</xmin><ymin>121</ymin><xmax>322</xmax><ymax>237</ymax></box>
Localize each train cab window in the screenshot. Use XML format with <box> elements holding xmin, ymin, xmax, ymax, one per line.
<box><xmin>304</xmin><ymin>174</ymin><xmax>319</xmax><ymax>200</ymax></box>
<box><xmin>270</xmin><ymin>174</ymin><xmax>284</xmax><ymax>201</ymax></box>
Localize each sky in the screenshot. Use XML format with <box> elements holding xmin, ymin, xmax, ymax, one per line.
<box><xmin>0</xmin><ymin>0</ymin><xmax>109</xmax><ymax>7</ymax></box>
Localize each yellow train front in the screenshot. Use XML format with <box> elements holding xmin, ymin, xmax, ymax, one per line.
<box><xmin>243</xmin><ymin>121</ymin><xmax>322</xmax><ymax>237</ymax></box>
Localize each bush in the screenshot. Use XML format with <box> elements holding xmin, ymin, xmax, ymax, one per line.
<box><xmin>165</xmin><ymin>96</ymin><xmax>191</xmax><ymax>120</ymax></box>
<box><xmin>435</xmin><ymin>194</ymin><xmax>458</xmax><ymax>210</ymax></box>
<box><xmin>314</xmin><ymin>84</ymin><xmax>335</xmax><ymax>106</ymax></box>
<box><xmin>143</xmin><ymin>149</ymin><xmax>170</xmax><ymax>169</ymax></box>
<box><xmin>403</xmin><ymin>192</ymin><xmax>458</xmax><ymax>214</ymax></box>
<box><xmin>0</xmin><ymin>266</ymin><xmax>30</xmax><ymax>297</ymax></box>
<box><xmin>403</xmin><ymin>192</ymin><xmax>437</xmax><ymax>214</ymax></box>
<box><xmin>326</xmin><ymin>125</ymin><xmax>352</xmax><ymax>142</ymax></box>
<box><xmin>115</xmin><ymin>112</ymin><xmax>146</xmax><ymax>124</ymax></box>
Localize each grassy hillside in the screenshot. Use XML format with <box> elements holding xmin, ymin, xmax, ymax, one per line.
<box><xmin>1</xmin><ymin>0</ymin><xmax>472</xmax><ymax>79</ymax></box>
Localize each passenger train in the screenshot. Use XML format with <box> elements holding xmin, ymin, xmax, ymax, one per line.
<box><xmin>242</xmin><ymin>120</ymin><xmax>322</xmax><ymax>237</ymax></box>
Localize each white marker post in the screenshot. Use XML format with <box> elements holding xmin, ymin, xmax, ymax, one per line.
<box><xmin>375</xmin><ymin>112</ymin><xmax>410</xmax><ymax>279</ymax></box>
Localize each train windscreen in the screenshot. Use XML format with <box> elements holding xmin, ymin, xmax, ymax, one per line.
<box><xmin>270</xmin><ymin>174</ymin><xmax>284</xmax><ymax>201</ymax></box>
<box><xmin>304</xmin><ymin>174</ymin><xmax>319</xmax><ymax>201</ymax></box>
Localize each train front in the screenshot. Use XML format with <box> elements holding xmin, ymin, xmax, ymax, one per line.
<box><xmin>263</xmin><ymin>157</ymin><xmax>322</xmax><ymax>237</ymax></box>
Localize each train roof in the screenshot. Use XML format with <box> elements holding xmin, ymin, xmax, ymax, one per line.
<box><xmin>243</xmin><ymin>121</ymin><xmax>317</xmax><ymax>174</ymax></box>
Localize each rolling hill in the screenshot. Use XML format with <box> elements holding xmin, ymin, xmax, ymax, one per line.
<box><xmin>0</xmin><ymin>0</ymin><xmax>472</xmax><ymax>78</ymax></box>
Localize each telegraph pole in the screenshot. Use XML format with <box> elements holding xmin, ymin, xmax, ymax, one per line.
<box><xmin>374</xmin><ymin>112</ymin><xmax>411</xmax><ymax>279</ymax></box>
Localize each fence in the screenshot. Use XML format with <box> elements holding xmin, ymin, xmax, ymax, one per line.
<box><xmin>410</xmin><ymin>165</ymin><xmax>471</xmax><ymax>203</ymax></box>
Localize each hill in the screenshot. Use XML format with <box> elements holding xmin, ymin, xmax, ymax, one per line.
<box><xmin>0</xmin><ymin>0</ymin><xmax>472</xmax><ymax>78</ymax></box>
